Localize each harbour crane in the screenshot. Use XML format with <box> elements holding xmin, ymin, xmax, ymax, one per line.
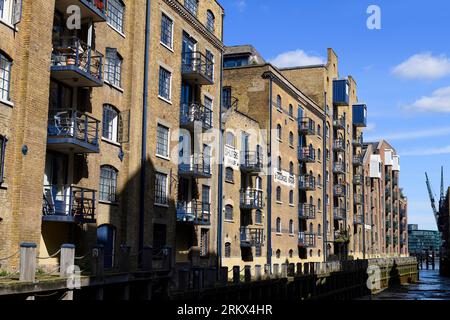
<box><xmin>425</xmin><ymin>172</ymin><xmax>441</xmax><ymax>231</ymax></box>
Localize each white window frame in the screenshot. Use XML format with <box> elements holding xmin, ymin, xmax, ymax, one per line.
<box><xmin>156</xmin><ymin>123</ymin><xmax>170</xmax><ymax>160</ymax></box>
<box><xmin>160</xmin><ymin>12</ymin><xmax>174</xmax><ymax>51</ymax></box>
<box><xmin>154</xmin><ymin>172</ymin><xmax>169</xmax><ymax>207</ymax></box>
<box><xmin>0</xmin><ymin>0</ymin><xmax>13</xmax><ymax>25</ymax></box>
<box><xmin>102</xmin><ymin>105</ymin><xmax>119</xmax><ymax>143</ymax></box>
<box><xmin>158</xmin><ymin>66</ymin><xmax>172</xmax><ymax>103</ymax></box>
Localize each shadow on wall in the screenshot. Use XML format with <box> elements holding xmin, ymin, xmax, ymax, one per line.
<box><xmin>388</xmin><ymin>260</ymin><xmax>401</xmax><ymax>288</ymax></box>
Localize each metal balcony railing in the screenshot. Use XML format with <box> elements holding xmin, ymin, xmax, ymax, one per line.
<box><xmin>298</xmin><ymin>232</ymin><xmax>316</xmax><ymax>248</ymax></box>
<box><xmin>333</xmin><ymin>116</ymin><xmax>346</xmax><ymax>129</ymax></box>
<box><xmin>298</xmin><ymin>117</ymin><xmax>315</xmax><ymax>135</ymax></box>
<box><xmin>298</xmin><ymin>147</ymin><xmax>316</xmax><ymax>162</ymax></box>
<box><xmin>333</xmin><ymin>184</ymin><xmax>346</xmax><ymax>197</ymax></box>
<box><xmin>180</xmin><ymin>102</ymin><xmax>213</xmax><ymax>130</ymax></box>
<box><xmin>240</xmin><ymin>151</ymin><xmax>263</xmax><ymax>173</ymax></box>
<box><xmin>179</xmin><ymin>154</ymin><xmax>212</xmax><ymax>178</ymax></box>
<box><xmin>333</xmin><ymin>207</ymin><xmax>346</xmax><ymax>220</ymax></box>
<box><xmin>47</xmin><ymin>109</ymin><xmax>100</xmax><ymax>153</ymax></box>
<box><xmin>333</xmin><ymin>139</ymin><xmax>345</xmax><ymax>151</ymax></box>
<box><xmin>298</xmin><ymin>175</ymin><xmax>316</xmax><ymax>191</ymax></box>
<box><xmin>182</xmin><ymin>51</ymin><xmax>214</xmax><ymax>85</ymax></box>
<box><xmin>386</xmin><ymin>220</ymin><xmax>391</xmax><ymax>229</ymax></box>
<box><xmin>354</xmin><ymin>215</ymin><xmax>364</xmax><ymax>225</ymax></box>
<box><xmin>353</xmin><ymin>135</ymin><xmax>363</xmax><ymax>146</ymax></box>
<box><xmin>353</xmin><ymin>174</ymin><xmax>364</xmax><ymax>185</ymax></box>
<box><xmin>354</xmin><ymin>194</ymin><xmax>363</xmax><ymax>205</ymax></box>
<box><xmin>42</xmin><ymin>185</ymin><xmax>96</xmax><ymax>223</ymax></box>
<box><xmin>333</xmin><ymin>162</ymin><xmax>345</xmax><ymax>174</ymax></box>
<box><xmin>176</xmin><ymin>201</ymin><xmax>211</xmax><ymax>225</ymax></box>
<box><xmin>298</xmin><ymin>204</ymin><xmax>316</xmax><ymax>220</ymax></box>
<box><xmin>240</xmin><ymin>189</ymin><xmax>264</xmax><ymax>210</ymax></box>
<box><xmin>51</xmin><ymin>37</ymin><xmax>103</xmax><ymax>86</ymax></box>
<box><xmin>353</xmin><ymin>155</ymin><xmax>363</xmax><ymax>166</ymax></box>
<box><xmin>240</xmin><ymin>227</ymin><xmax>264</xmax><ymax>247</ymax></box>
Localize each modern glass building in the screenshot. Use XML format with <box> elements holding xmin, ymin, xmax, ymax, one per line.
<box><xmin>408</xmin><ymin>224</ymin><xmax>441</xmax><ymax>255</ymax></box>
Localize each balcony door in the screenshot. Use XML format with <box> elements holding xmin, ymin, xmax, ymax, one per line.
<box><xmin>182</xmin><ymin>33</ymin><xmax>197</xmax><ymax>70</ymax></box>
<box><xmin>97</xmin><ymin>225</ymin><xmax>115</xmax><ymax>269</ymax></box>
<box><xmin>43</xmin><ymin>152</ymin><xmax>68</xmax><ymax>215</ymax></box>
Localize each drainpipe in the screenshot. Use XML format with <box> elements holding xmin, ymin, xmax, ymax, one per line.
<box><xmin>267</xmin><ymin>77</ymin><xmax>273</xmax><ymax>268</ymax></box>
<box><xmin>362</xmin><ymin>155</ymin><xmax>366</xmax><ymax>259</ymax></box>
<box><xmin>323</xmin><ymin>92</ymin><xmax>328</xmax><ymax>262</ymax></box>
<box><xmin>138</xmin><ymin>0</ymin><xmax>151</xmax><ymax>267</ymax></box>
<box><xmin>216</xmin><ymin>12</ymin><xmax>225</xmax><ymax>268</ymax></box>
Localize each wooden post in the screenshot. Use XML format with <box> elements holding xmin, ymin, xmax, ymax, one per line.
<box><xmin>304</xmin><ymin>262</ymin><xmax>309</xmax><ymax>275</ymax></box>
<box><xmin>273</xmin><ymin>264</ymin><xmax>279</xmax><ymax>278</ymax></box>
<box><xmin>233</xmin><ymin>266</ymin><xmax>240</xmax><ymax>284</ymax></box>
<box><xmin>142</xmin><ymin>246</ymin><xmax>153</xmax><ymax>271</ymax></box>
<box><xmin>255</xmin><ymin>265</ymin><xmax>262</xmax><ymax>281</ymax></box>
<box><xmin>193</xmin><ymin>267</ymin><xmax>203</xmax><ymax>291</ymax></box>
<box><xmin>281</xmin><ymin>263</ymin><xmax>288</xmax><ymax>278</ymax></box>
<box><xmin>264</xmin><ymin>264</ymin><xmax>271</xmax><ymax>279</ymax></box>
<box><xmin>288</xmin><ymin>263</ymin><xmax>295</xmax><ymax>276</ymax></box>
<box><xmin>119</xmin><ymin>245</ymin><xmax>131</xmax><ymax>273</ymax></box>
<box><xmin>244</xmin><ymin>266</ymin><xmax>251</xmax><ymax>283</ymax></box>
<box><xmin>219</xmin><ymin>267</ymin><xmax>228</xmax><ymax>285</ymax></box>
<box><xmin>20</xmin><ymin>243</ymin><xmax>37</xmax><ymax>283</ymax></box>
<box><xmin>60</xmin><ymin>244</ymin><xmax>75</xmax><ymax>277</ymax></box>
<box><xmin>91</xmin><ymin>245</ymin><xmax>104</xmax><ymax>276</ymax></box>
<box><xmin>309</xmin><ymin>262</ymin><xmax>315</xmax><ymax>275</ymax></box>
<box><xmin>297</xmin><ymin>263</ymin><xmax>302</xmax><ymax>276</ymax></box>
<box><xmin>204</xmin><ymin>268</ymin><xmax>216</xmax><ymax>288</ymax></box>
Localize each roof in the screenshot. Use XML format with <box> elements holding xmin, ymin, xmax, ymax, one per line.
<box><xmin>224</xmin><ymin>45</ymin><xmax>266</xmax><ymax>64</ymax></box>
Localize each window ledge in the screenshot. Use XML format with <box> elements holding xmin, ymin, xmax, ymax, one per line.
<box><xmin>104</xmin><ymin>80</ymin><xmax>124</xmax><ymax>93</ymax></box>
<box><xmin>158</xmin><ymin>96</ymin><xmax>173</xmax><ymax>105</ymax></box>
<box><xmin>102</xmin><ymin>137</ymin><xmax>121</xmax><ymax>147</ymax></box>
<box><xmin>224</xmin><ymin>219</ymin><xmax>234</xmax><ymax>223</ymax></box>
<box><xmin>160</xmin><ymin>42</ymin><xmax>174</xmax><ymax>53</ymax></box>
<box><xmin>156</xmin><ymin>154</ymin><xmax>171</xmax><ymax>162</ymax></box>
<box><xmin>0</xmin><ymin>99</ymin><xmax>14</xmax><ymax>108</ymax></box>
<box><xmin>107</xmin><ymin>23</ymin><xmax>126</xmax><ymax>38</ymax></box>
<box><xmin>225</xmin><ymin>180</ymin><xmax>234</xmax><ymax>184</ymax></box>
<box><xmin>155</xmin><ymin>203</ymin><xmax>169</xmax><ymax>208</ymax></box>
<box><xmin>99</xmin><ymin>200</ymin><xmax>119</xmax><ymax>206</ymax></box>
<box><xmin>0</xmin><ymin>182</ymin><xmax>8</xmax><ymax>190</ymax></box>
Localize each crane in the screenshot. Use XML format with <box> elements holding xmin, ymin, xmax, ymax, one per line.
<box><xmin>425</xmin><ymin>172</ymin><xmax>441</xmax><ymax>231</ymax></box>
<box><xmin>440</xmin><ymin>166</ymin><xmax>445</xmax><ymax>210</ymax></box>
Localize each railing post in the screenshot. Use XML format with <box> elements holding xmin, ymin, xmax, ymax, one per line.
<box><xmin>91</xmin><ymin>245</ymin><xmax>104</xmax><ymax>276</ymax></box>
<box><xmin>233</xmin><ymin>266</ymin><xmax>240</xmax><ymax>284</ymax></box>
<box><xmin>244</xmin><ymin>266</ymin><xmax>252</xmax><ymax>283</ymax></box>
<box><xmin>19</xmin><ymin>243</ymin><xmax>37</xmax><ymax>283</ymax></box>
<box><xmin>255</xmin><ymin>265</ymin><xmax>262</xmax><ymax>281</ymax></box>
<box><xmin>60</xmin><ymin>244</ymin><xmax>75</xmax><ymax>277</ymax></box>
<box><xmin>119</xmin><ymin>245</ymin><xmax>131</xmax><ymax>273</ymax></box>
<box><xmin>142</xmin><ymin>246</ymin><xmax>153</xmax><ymax>271</ymax></box>
<box><xmin>281</xmin><ymin>263</ymin><xmax>288</xmax><ymax>278</ymax></box>
<box><xmin>296</xmin><ymin>263</ymin><xmax>303</xmax><ymax>276</ymax></box>
<box><xmin>288</xmin><ymin>263</ymin><xmax>295</xmax><ymax>277</ymax></box>
<box><xmin>264</xmin><ymin>264</ymin><xmax>271</xmax><ymax>279</ymax></box>
<box><xmin>84</xmin><ymin>114</ymin><xmax>89</xmax><ymax>143</ymax></box>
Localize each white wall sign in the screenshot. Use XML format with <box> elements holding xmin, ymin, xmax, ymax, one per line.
<box><xmin>224</xmin><ymin>145</ymin><xmax>240</xmax><ymax>169</ymax></box>
<box><xmin>273</xmin><ymin>169</ymin><xmax>296</xmax><ymax>188</ymax></box>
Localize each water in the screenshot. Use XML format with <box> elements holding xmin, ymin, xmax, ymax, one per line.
<box><xmin>364</xmin><ymin>269</ymin><xmax>450</xmax><ymax>300</ymax></box>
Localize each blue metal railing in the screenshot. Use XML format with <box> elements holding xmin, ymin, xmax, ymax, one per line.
<box><xmin>298</xmin><ymin>146</ymin><xmax>316</xmax><ymax>162</ymax></box>
<box><xmin>176</xmin><ymin>201</ymin><xmax>211</xmax><ymax>225</ymax></box>
<box><xmin>240</xmin><ymin>189</ymin><xmax>264</xmax><ymax>209</ymax></box>
<box><xmin>240</xmin><ymin>227</ymin><xmax>264</xmax><ymax>247</ymax></box>
<box><xmin>298</xmin><ymin>204</ymin><xmax>316</xmax><ymax>219</ymax></box>
<box><xmin>182</xmin><ymin>51</ymin><xmax>214</xmax><ymax>83</ymax></box>
<box><xmin>180</xmin><ymin>102</ymin><xmax>213</xmax><ymax>129</ymax></box>
<box><xmin>298</xmin><ymin>232</ymin><xmax>316</xmax><ymax>248</ymax></box>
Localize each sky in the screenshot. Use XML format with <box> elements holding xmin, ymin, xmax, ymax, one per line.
<box><xmin>222</xmin><ymin>0</ymin><xmax>450</xmax><ymax>230</ymax></box>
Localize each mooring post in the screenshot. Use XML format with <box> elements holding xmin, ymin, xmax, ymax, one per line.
<box><xmin>288</xmin><ymin>263</ymin><xmax>295</xmax><ymax>276</ymax></box>
<box><xmin>204</xmin><ymin>267</ymin><xmax>216</xmax><ymax>288</ymax></box>
<box><xmin>142</xmin><ymin>246</ymin><xmax>153</xmax><ymax>271</ymax></box>
<box><xmin>281</xmin><ymin>263</ymin><xmax>288</xmax><ymax>278</ymax></box>
<box><xmin>273</xmin><ymin>264</ymin><xmax>280</xmax><ymax>278</ymax></box>
<box><xmin>60</xmin><ymin>244</ymin><xmax>75</xmax><ymax>278</ymax></box>
<box><xmin>264</xmin><ymin>264</ymin><xmax>271</xmax><ymax>279</ymax></box>
<box><xmin>297</xmin><ymin>263</ymin><xmax>302</xmax><ymax>276</ymax></box>
<box><xmin>192</xmin><ymin>267</ymin><xmax>204</xmax><ymax>291</ymax></box>
<box><xmin>255</xmin><ymin>265</ymin><xmax>262</xmax><ymax>281</ymax></box>
<box><xmin>244</xmin><ymin>266</ymin><xmax>251</xmax><ymax>283</ymax></box>
<box><xmin>90</xmin><ymin>245</ymin><xmax>104</xmax><ymax>276</ymax></box>
<box><xmin>20</xmin><ymin>243</ymin><xmax>37</xmax><ymax>283</ymax></box>
<box><xmin>219</xmin><ymin>267</ymin><xmax>228</xmax><ymax>285</ymax></box>
<box><xmin>119</xmin><ymin>244</ymin><xmax>131</xmax><ymax>273</ymax></box>
<box><xmin>304</xmin><ymin>262</ymin><xmax>309</xmax><ymax>275</ymax></box>
<box><xmin>233</xmin><ymin>266</ymin><xmax>240</xmax><ymax>284</ymax></box>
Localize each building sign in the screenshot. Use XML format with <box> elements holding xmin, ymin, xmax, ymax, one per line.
<box><xmin>273</xmin><ymin>169</ymin><xmax>296</xmax><ymax>188</ymax></box>
<box><xmin>224</xmin><ymin>145</ymin><xmax>239</xmax><ymax>169</ymax></box>
<box><xmin>365</xmin><ymin>224</ymin><xmax>372</xmax><ymax>230</ymax></box>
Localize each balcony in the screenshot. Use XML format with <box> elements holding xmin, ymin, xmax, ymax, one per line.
<box><xmin>298</xmin><ymin>232</ymin><xmax>316</xmax><ymax>248</ymax></box>
<box><xmin>385</xmin><ymin>174</ymin><xmax>392</xmax><ymax>182</ymax></box>
<box><xmin>354</xmin><ymin>194</ymin><xmax>363</xmax><ymax>205</ymax></box>
<box><xmin>352</xmin><ymin>155</ymin><xmax>363</xmax><ymax>167</ymax></box>
<box><xmin>333</xmin><ymin>139</ymin><xmax>345</xmax><ymax>152</ymax></box>
<box><xmin>42</xmin><ymin>185</ymin><xmax>96</xmax><ymax>224</ymax></box>
<box><xmin>386</xmin><ymin>235</ymin><xmax>391</xmax><ymax>245</ymax></box>
<box><xmin>47</xmin><ymin>109</ymin><xmax>100</xmax><ymax>154</ymax></box>
<box><xmin>354</xmin><ymin>215</ymin><xmax>364</xmax><ymax>225</ymax></box>
<box><xmin>240</xmin><ymin>227</ymin><xmax>264</xmax><ymax>247</ymax></box>
<box><xmin>240</xmin><ymin>189</ymin><xmax>264</xmax><ymax>210</ymax></box>
<box><xmin>353</xmin><ymin>174</ymin><xmax>363</xmax><ymax>185</ymax></box>
<box><xmin>333</xmin><ymin>162</ymin><xmax>345</xmax><ymax>174</ymax></box>
<box><xmin>386</xmin><ymin>220</ymin><xmax>391</xmax><ymax>229</ymax></box>
<box><xmin>55</xmin><ymin>0</ymin><xmax>108</xmax><ymax>23</ymax></box>
<box><xmin>298</xmin><ymin>117</ymin><xmax>315</xmax><ymax>135</ymax></box>
<box><xmin>386</xmin><ymin>203</ymin><xmax>392</xmax><ymax>212</ymax></box>
<box><xmin>176</xmin><ymin>201</ymin><xmax>211</xmax><ymax>225</ymax></box>
<box><xmin>240</xmin><ymin>151</ymin><xmax>263</xmax><ymax>174</ymax></box>
<box><xmin>333</xmin><ymin>184</ymin><xmax>346</xmax><ymax>197</ymax></box>
<box><xmin>353</xmin><ymin>135</ymin><xmax>363</xmax><ymax>146</ymax></box>
<box><xmin>182</xmin><ymin>51</ymin><xmax>214</xmax><ymax>85</ymax></box>
<box><xmin>333</xmin><ymin>116</ymin><xmax>346</xmax><ymax>129</ymax></box>
<box><xmin>179</xmin><ymin>155</ymin><xmax>212</xmax><ymax>179</ymax></box>
<box><xmin>51</xmin><ymin>37</ymin><xmax>103</xmax><ymax>87</ymax></box>
<box><xmin>393</xmin><ymin>221</ymin><xmax>399</xmax><ymax>229</ymax></box>
<box><xmin>298</xmin><ymin>147</ymin><xmax>316</xmax><ymax>163</ymax></box>
<box><xmin>333</xmin><ymin>207</ymin><xmax>346</xmax><ymax>220</ymax></box>
<box><xmin>298</xmin><ymin>175</ymin><xmax>316</xmax><ymax>191</ymax></box>
<box><xmin>298</xmin><ymin>204</ymin><xmax>316</xmax><ymax>220</ymax></box>
<box><xmin>352</xmin><ymin>104</ymin><xmax>367</xmax><ymax>127</ymax></box>
<box><xmin>180</xmin><ymin>102</ymin><xmax>213</xmax><ymax>131</ymax></box>
<box><xmin>333</xmin><ymin>79</ymin><xmax>350</xmax><ymax>106</ymax></box>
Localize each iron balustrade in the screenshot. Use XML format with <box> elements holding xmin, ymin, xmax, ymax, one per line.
<box><xmin>354</xmin><ymin>194</ymin><xmax>363</xmax><ymax>205</ymax></box>
<box><xmin>42</xmin><ymin>185</ymin><xmax>96</xmax><ymax>223</ymax></box>
<box><xmin>386</xmin><ymin>220</ymin><xmax>391</xmax><ymax>229</ymax></box>
<box><xmin>47</xmin><ymin>109</ymin><xmax>100</xmax><ymax>149</ymax></box>
<box><xmin>51</xmin><ymin>37</ymin><xmax>103</xmax><ymax>83</ymax></box>
<box><xmin>240</xmin><ymin>151</ymin><xmax>263</xmax><ymax>172</ymax></box>
<box><xmin>298</xmin><ymin>175</ymin><xmax>316</xmax><ymax>191</ymax></box>
<box><xmin>333</xmin><ymin>162</ymin><xmax>345</xmax><ymax>174</ymax></box>
<box><xmin>298</xmin><ymin>146</ymin><xmax>316</xmax><ymax>162</ymax></box>
<box><xmin>176</xmin><ymin>201</ymin><xmax>211</xmax><ymax>225</ymax></box>
<box><xmin>333</xmin><ymin>139</ymin><xmax>345</xmax><ymax>151</ymax></box>
<box><xmin>386</xmin><ymin>203</ymin><xmax>392</xmax><ymax>212</ymax></box>
<box><xmin>353</xmin><ymin>135</ymin><xmax>363</xmax><ymax>146</ymax></box>
<box><xmin>354</xmin><ymin>215</ymin><xmax>364</xmax><ymax>225</ymax></box>
<box><xmin>333</xmin><ymin>184</ymin><xmax>346</xmax><ymax>197</ymax></box>
<box><xmin>240</xmin><ymin>189</ymin><xmax>264</xmax><ymax>209</ymax></box>
<box><xmin>353</xmin><ymin>174</ymin><xmax>364</xmax><ymax>185</ymax></box>
<box><xmin>353</xmin><ymin>155</ymin><xmax>363</xmax><ymax>166</ymax></box>
<box><xmin>393</xmin><ymin>221</ymin><xmax>399</xmax><ymax>229</ymax></box>
<box><xmin>333</xmin><ymin>116</ymin><xmax>346</xmax><ymax>129</ymax></box>
<box><xmin>298</xmin><ymin>204</ymin><xmax>316</xmax><ymax>219</ymax></box>
<box><xmin>333</xmin><ymin>207</ymin><xmax>346</xmax><ymax>220</ymax></box>
<box><xmin>181</xmin><ymin>51</ymin><xmax>214</xmax><ymax>84</ymax></box>
<box><xmin>298</xmin><ymin>232</ymin><xmax>316</xmax><ymax>248</ymax></box>
<box><xmin>240</xmin><ymin>227</ymin><xmax>264</xmax><ymax>247</ymax></box>
<box><xmin>298</xmin><ymin>117</ymin><xmax>315</xmax><ymax>135</ymax></box>
<box><xmin>180</xmin><ymin>102</ymin><xmax>213</xmax><ymax>130</ymax></box>
<box><xmin>179</xmin><ymin>154</ymin><xmax>212</xmax><ymax>177</ymax></box>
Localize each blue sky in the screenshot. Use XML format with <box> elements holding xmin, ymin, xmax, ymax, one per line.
<box><xmin>223</xmin><ymin>0</ymin><xmax>450</xmax><ymax>230</ymax></box>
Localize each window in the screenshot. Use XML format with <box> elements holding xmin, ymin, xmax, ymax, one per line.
<box><xmin>204</xmin><ymin>96</ymin><xmax>213</xmax><ymax>127</ymax></box>
<box><xmin>107</xmin><ymin>0</ymin><xmax>125</xmax><ymax>33</ymax></box>
<box><xmin>277</xmin><ymin>156</ymin><xmax>282</xmax><ymax>172</ymax></box>
<box><xmin>102</xmin><ymin>105</ymin><xmax>119</xmax><ymax>142</ymax></box>
<box><xmin>0</xmin><ymin>135</ymin><xmax>6</xmax><ymax>183</ymax></box>
<box><xmin>200</xmin><ymin>228</ymin><xmax>209</xmax><ymax>256</ymax></box>
<box><xmin>206</xmin><ymin>10</ymin><xmax>215</xmax><ymax>32</ymax></box>
<box><xmin>318</xmin><ymin>224</ymin><xmax>322</xmax><ymax>236</ymax></box>
<box><xmin>155</xmin><ymin>172</ymin><xmax>168</xmax><ymax>205</ymax></box>
<box><xmin>225</xmin><ymin>167</ymin><xmax>234</xmax><ymax>183</ymax></box>
<box><xmin>205</xmin><ymin>50</ymin><xmax>214</xmax><ymax>79</ymax></box>
<box><xmin>225</xmin><ymin>204</ymin><xmax>233</xmax><ymax>220</ymax></box>
<box><xmin>289</xmin><ymin>104</ymin><xmax>293</xmax><ymax>117</ymax></box>
<box><xmin>185</xmin><ymin>0</ymin><xmax>198</xmax><ymax>16</ymax></box>
<box><xmin>255</xmin><ymin>245</ymin><xmax>262</xmax><ymax>257</ymax></box>
<box><xmin>309</xmin><ymin>222</ymin><xmax>313</xmax><ymax>232</ymax></box>
<box><xmin>318</xmin><ymin>148</ymin><xmax>321</xmax><ymax>161</ymax></box>
<box><xmin>276</xmin><ymin>95</ymin><xmax>282</xmax><ymax>110</ymax></box>
<box><xmin>256</xmin><ymin>177</ymin><xmax>262</xmax><ymax>190</ymax></box>
<box><xmin>156</xmin><ymin>124</ymin><xmax>170</xmax><ymax>158</ymax></box>
<box><xmin>0</xmin><ymin>0</ymin><xmax>20</xmax><ymax>25</ymax></box>
<box><xmin>289</xmin><ymin>162</ymin><xmax>294</xmax><ymax>176</ymax></box>
<box><xmin>105</xmin><ymin>48</ymin><xmax>122</xmax><ymax>87</ymax></box>
<box><xmin>318</xmin><ymin>174</ymin><xmax>322</xmax><ymax>187</ymax></box>
<box><xmin>222</xmin><ymin>87</ymin><xmax>232</xmax><ymax>109</ymax></box>
<box><xmin>256</xmin><ymin>210</ymin><xmax>262</xmax><ymax>224</ymax></box>
<box><xmin>0</xmin><ymin>53</ymin><xmax>12</xmax><ymax>102</ymax></box>
<box><xmin>276</xmin><ymin>249</ymin><xmax>281</xmax><ymax>259</ymax></box>
<box><xmin>276</xmin><ymin>186</ymin><xmax>281</xmax><ymax>202</ymax></box>
<box><xmin>276</xmin><ymin>217</ymin><xmax>281</xmax><ymax>233</ymax></box>
<box><xmin>289</xmin><ymin>131</ymin><xmax>294</xmax><ymax>146</ymax></box>
<box><xmin>158</xmin><ymin>67</ymin><xmax>172</xmax><ymax>101</ymax></box>
<box><xmin>289</xmin><ymin>249</ymin><xmax>293</xmax><ymax>258</ymax></box>
<box><xmin>160</xmin><ymin>14</ymin><xmax>173</xmax><ymax>49</ymax></box>
<box><xmin>309</xmin><ymin>250</ymin><xmax>313</xmax><ymax>258</ymax></box>
<box><xmin>276</xmin><ymin>124</ymin><xmax>282</xmax><ymax>141</ymax></box>
<box><xmin>100</xmin><ymin>165</ymin><xmax>118</xmax><ymax>203</ymax></box>
<box><xmin>289</xmin><ymin>190</ymin><xmax>294</xmax><ymax>205</ymax></box>
<box><xmin>318</xmin><ymin>199</ymin><xmax>321</xmax><ymax>211</ymax></box>
<box><xmin>317</xmin><ymin>124</ymin><xmax>321</xmax><ymax>136</ymax></box>
<box><xmin>289</xmin><ymin>220</ymin><xmax>294</xmax><ymax>234</ymax></box>
<box><xmin>225</xmin><ymin>132</ymin><xmax>235</xmax><ymax>147</ymax></box>
<box><xmin>225</xmin><ymin>242</ymin><xmax>231</xmax><ymax>258</ymax></box>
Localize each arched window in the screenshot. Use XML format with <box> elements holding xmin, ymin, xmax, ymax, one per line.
<box><xmin>309</xmin><ymin>249</ymin><xmax>313</xmax><ymax>258</ymax></box>
<box><xmin>226</xmin><ymin>131</ymin><xmax>235</xmax><ymax>147</ymax></box>
<box><xmin>289</xmin><ymin>219</ymin><xmax>294</xmax><ymax>234</ymax></box>
<box><xmin>318</xmin><ymin>148</ymin><xmax>321</xmax><ymax>160</ymax></box>
<box><xmin>105</xmin><ymin>48</ymin><xmax>123</xmax><ymax>87</ymax></box>
<box><xmin>318</xmin><ymin>174</ymin><xmax>322</xmax><ymax>187</ymax></box>
<box><xmin>318</xmin><ymin>250</ymin><xmax>321</xmax><ymax>257</ymax></box>
<box><xmin>289</xmin><ymin>190</ymin><xmax>294</xmax><ymax>205</ymax></box>
<box><xmin>100</xmin><ymin>165</ymin><xmax>118</xmax><ymax>203</ymax></box>
<box><xmin>289</xmin><ymin>249</ymin><xmax>293</xmax><ymax>258</ymax></box>
<box><xmin>277</xmin><ymin>124</ymin><xmax>282</xmax><ymax>140</ymax></box>
<box><xmin>289</xmin><ymin>161</ymin><xmax>294</xmax><ymax>176</ymax></box>
<box><xmin>318</xmin><ymin>198</ymin><xmax>321</xmax><ymax>211</ymax></box>
<box><xmin>102</xmin><ymin>104</ymin><xmax>120</xmax><ymax>142</ymax></box>
<box><xmin>276</xmin><ymin>187</ymin><xmax>282</xmax><ymax>202</ymax></box>
<box><xmin>277</xmin><ymin>156</ymin><xmax>282</xmax><ymax>171</ymax></box>
<box><xmin>225</xmin><ymin>242</ymin><xmax>231</xmax><ymax>257</ymax></box>
<box><xmin>0</xmin><ymin>52</ymin><xmax>12</xmax><ymax>102</ymax></box>
<box><xmin>289</xmin><ymin>131</ymin><xmax>294</xmax><ymax>146</ymax></box>
<box><xmin>276</xmin><ymin>217</ymin><xmax>282</xmax><ymax>233</ymax></box>
<box><xmin>256</xmin><ymin>177</ymin><xmax>262</xmax><ymax>190</ymax></box>
<box><xmin>276</xmin><ymin>95</ymin><xmax>282</xmax><ymax>110</ymax></box>
<box><xmin>318</xmin><ymin>224</ymin><xmax>322</xmax><ymax>236</ymax></box>
<box><xmin>256</xmin><ymin>209</ymin><xmax>262</xmax><ymax>224</ymax></box>
<box><xmin>225</xmin><ymin>204</ymin><xmax>233</xmax><ymax>220</ymax></box>
<box><xmin>289</xmin><ymin>104</ymin><xmax>293</xmax><ymax>117</ymax></box>
<box><xmin>225</xmin><ymin>167</ymin><xmax>234</xmax><ymax>182</ymax></box>
<box><xmin>206</xmin><ymin>10</ymin><xmax>215</xmax><ymax>32</ymax></box>
<box><xmin>276</xmin><ymin>249</ymin><xmax>281</xmax><ymax>259</ymax></box>
<box><xmin>317</xmin><ymin>124</ymin><xmax>321</xmax><ymax>136</ymax></box>
<box><xmin>309</xmin><ymin>195</ymin><xmax>313</xmax><ymax>205</ymax></box>
<box><xmin>309</xmin><ymin>222</ymin><xmax>313</xmax><ymax>232</ymax></box>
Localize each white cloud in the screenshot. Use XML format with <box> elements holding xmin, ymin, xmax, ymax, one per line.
<box><xmin>234</xmin><ymin>0</ymin><xmax>246</xmax><ymax>12</ymax></box>
<box><xmin>400</xmin><ymin>144</ymin><xmax>450</xmax><ymax>156</ymax></box>
<box><xmin>365</xmin><ymin>122</ymin><xmax>376</xmax><ymax>133</ymax></box>
<box><xmin>405</xmin><ymin>86</ymin><xmax>450</xmax><ymax>112</ymax></box>
<box><xmin>270</xmin><ymin>50</ymin><xmax>325</xmax><ymax>68</ymax></box>
<box><xmin>392</xmin><ymin>53</ymin><xmax>450</xmax><ymax>80</ymax></box>
<box><xmin>366</xmin><ymin>126</ymin><xmax>450</xmax><ymax>142</ymax></box>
